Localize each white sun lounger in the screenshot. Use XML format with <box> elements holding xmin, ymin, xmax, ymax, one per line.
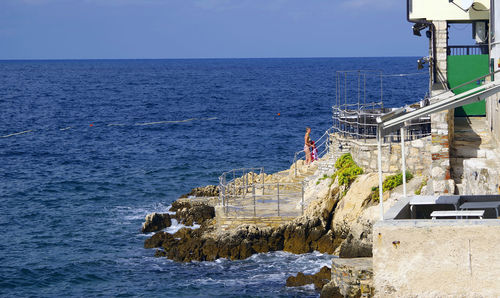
<box><xmin>431</xmin><ymin>210</ymin><xmax>484</xmax><ymax>219</ymax></box>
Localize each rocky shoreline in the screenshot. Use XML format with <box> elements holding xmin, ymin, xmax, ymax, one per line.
<box><xmin>141</xmin><ymin>161</ymin><xmax>424</xmax><ymax>296</ymax></box>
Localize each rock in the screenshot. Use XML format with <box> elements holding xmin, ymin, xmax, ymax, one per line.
<box><xmin>316</xmin><ymin>231</ymin><xmax>336</xmax><ymax>254</ymax></box>
<box><xmin>320</xmin><ymin>281</ymin><xmax>343</xmax><ymax>298</ymax></box>
<box><xmin>142</xmin><ymin>213</ymin><xmax>172</xmax><ymax>233</ymax></box>
<box><xmin>154</xmin><ymin>249</ymin><xmax>167</xmax><ymax>257</ymax></box>
<box><xmin>283</xmin><ymin>223</ymin><xmax>309</xmax><ymax>254</ymax></box>
<box><xmin>315</xmin><ymin>266</ymin><xmax>332</xmax><ymax>280</ymax></box>
<box><xmin>286</xmin><ymin>266</ymin><xmax>331</xmax><ymax>291</ymax></box>
<box><xmin>171</xmin><ymin>201</ymin><xmax>215</xmax><ymax>226</ymax></box>
<box><xmin>144</xmin><ymin>231</ymin><xmax>176</xmax><ymax>249</ymax></box>
<box><xmin>286</xmin><ymin>272</ymin><xmax>313</xmax><ymax>287</ymax></box>
<box><xmin>202</xmin><ymin>238</ymin><xmax>218</xmax><ymax>261</ymax></box>
<box><xmin>339</xmin><ymin>233</ymin><xmax>372</xmax><ymax>258</ymax></box>
<box><xmin>180</xmin><ymin>185</ymin><xmax>219</xmax><ymax>198</ymax></box>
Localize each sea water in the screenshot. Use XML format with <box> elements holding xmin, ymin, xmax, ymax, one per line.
<box><xmin>0</xmin><ymin>58</ymin><xmax>428</xmax><ymax>297</ymax></box>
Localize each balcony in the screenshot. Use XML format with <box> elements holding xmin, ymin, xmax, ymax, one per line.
<box><xmin>447</xmin><ymin>44</ymin><xmax>489</xmax><ymax>56</ymax></box>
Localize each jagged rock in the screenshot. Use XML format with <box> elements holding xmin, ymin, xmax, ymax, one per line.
<box><xmin>286</xmin><ymin>266</ymin><xmax>331</xmax><ymax>291</ymax></box>
<box><xmin>170</xmin><ymin>201</ymin><xmax>215</xmax><ymax>226</ymax></box>
<box><xmin>145</xmin><ymin>171</ymin><xmax>423</xmax><ymax>264</ymax></box>
<box><xmin>286</xmin><ymin>272</ymin><xmax>312</xmax><ymax>287</ymax></box>
<box><xmin>154</xmin><ymin>249</ymin><xmax>167</xmax><ymax>257</ymax></box>
<box><xmin>142</xmin><ymin>213</ymin><xmax>172</xmax><ymax>233</ymax></box>
<box><xmin>339</xmin><ymin>233</ymin><xmax>373</xmax><ymax>258</ymax></box>
<box><xmin>180</xmin><ymin>185</ymin><xmax>219</xmax><ymax>198</ymax></box>
<box><xmin>202</xmin><ymin>238</ymin><xmax>218</xmax><ymax>261</ymax></box>
<box><xmin>315</xmin><ymin>231</ymin><xmax>336</xmax><ymax>254</ymax></box>
<box><xmin>144</xmin><ymin>231</ymin><xmax>176</xmax><ymax>249</ymax></box>
<box><xmin>320</xmin><ymin>281</ymin><xmax>343</xmax><ymax>298</ymax></box>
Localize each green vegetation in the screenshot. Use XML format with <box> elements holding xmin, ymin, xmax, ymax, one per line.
<box><xmin>370</xmin><ymin>171</ymin><xmax>414</xmax><ymax>202</ymax></box>
<box><xmin>414</xmin><ymin>177</ymin><xmax>428</xmax><ymax>195</ymax></box>
<box><xmin>314</xmin><ymin>154</ymin><xmax>363</xmax><ymax>195</ymax></box>
<box><xmin>332</xmin><ymin>153</ymin><xmax>363</xmax><ymax>188</ymax></box>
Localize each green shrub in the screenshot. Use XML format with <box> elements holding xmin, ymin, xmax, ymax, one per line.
<box><xmin>371</xmin><ymin>171</ymin><xmax>413</xmax><ymax>202</ymax></box>
<box><xmin>333</xmin><ymin>153</ymin><xmax>363</xmax><ymax>188</ymax></box>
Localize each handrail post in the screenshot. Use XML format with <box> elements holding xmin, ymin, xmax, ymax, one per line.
<box><xmin>244</xmin><ymin>170</ymin><xmax>247</xmax><ymax>197</ymax></box>
<box><xmin>301</xmin><ymin>182</ymin><xmax>304</xmax><ymax>216</ymax></box>
<box><xmin>277</xmin><ymin>182</ymin><xmax>280</xmax><ymax>216</ymax></box>
<box><xmin>261</xmin><ymin>171</ymin><xmax>265</xmax><ymax>195</ymax></box>
<box><xmin>233</xmin><ymin>171</ymin><xmax>236</xmax><ymax>198</ymax></box>
<box><xmin>253</xmin><ymin>183</ymin><xmax>256</xmax><ymax>217</ymax></box>
<box><xmin>401</xmin><ymin>126</ymin><xmax>407</xmax><ymax>198</ymax></box>
<box><xmin>294</xmin><ymin>153</ymin><xmax>298</xmax><ymax>177</ymax></box>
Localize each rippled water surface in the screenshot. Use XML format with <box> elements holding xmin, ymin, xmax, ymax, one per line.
<box><xmin>0</xmin><ymin>58</ymin><xmax>428</xmax><ymax>297</ymax></box>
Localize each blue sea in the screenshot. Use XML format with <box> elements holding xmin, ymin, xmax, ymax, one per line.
<box><xmin>0</xmin><ymin>58</ymin><xmax>428</xmax><ymax>297</ymax></box>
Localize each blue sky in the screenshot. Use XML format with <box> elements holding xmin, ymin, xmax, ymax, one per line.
<box><xmin>0</xmin><ymin>0</ymin><xmax>465</xmax><ymax>59</ymax></box>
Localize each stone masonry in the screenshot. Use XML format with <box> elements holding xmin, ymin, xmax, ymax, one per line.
<box><xmin>330</xmin><ymin>133</ymin><xmax>432</xmax><ymax>176</ymax></box>
<box><xmin>330</xmin><ymin>257</ymin><xmax>373</xmax><ymax>297</ymax></box>
<box><xmin>430</xmin><ymin>20</ymin><xmax>455</xmax><ymax>194</ymax></box>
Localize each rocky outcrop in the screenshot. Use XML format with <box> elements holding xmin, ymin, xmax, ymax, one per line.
<box><xmin>286</xmin><ymin>266</ymin><xmax>332</xmax><ymax>291</ymax></box>
<box><xmin>145</xmin><ymin>215</ymin><xmax>336</xmax><ymax>262</ymax></box>
<box><xmin>180</xmin><ymin>185</ymin><xmax>219</xmax><ymax>198</ymax></box>
<box><xmin>143</xmin><ymin>169</ymin><xmax>424</xmax><ymax>264</ymax></box>
<box><xmin>333</xmin><ymin>175</ymin><xmax>424</xmax><ymax>258</ymax></box>
<box><xmin>141</xmin><ymin>213</ymin><xmax>172</xmax><ymax>233</ymax></box>
<box><xmin>170</xmin><ymin>200</ymin><xmax>215</xmax><ymax>226</ymax></box>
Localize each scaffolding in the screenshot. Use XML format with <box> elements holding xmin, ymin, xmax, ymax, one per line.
<box><xmin>333</xmin><ymin>70</ymin><xmax>431</xmax><ymax>142</ymax></box>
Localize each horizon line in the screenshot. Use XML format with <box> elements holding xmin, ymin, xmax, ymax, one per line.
<box><xmin>0</xmin><ymin>55</ymin><xmax>422</xmax><ymax>62</ymax></box>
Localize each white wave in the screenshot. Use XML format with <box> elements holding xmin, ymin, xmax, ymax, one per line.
<box><xmin>134</xmin><ymin>117</ymin><xmax>217</xmax><ymax>126</ymax></box>
<box><xmin>164</xmin><ymin>219</ymin><xmax>200</xmax><ymax>234</ymax></box>
<box><xmin>119</xmin><ymin>202</ymin><xmax>175</xmax><ymax>221</ymax></box>
<box><xmin>135</xmin><ymin>118</ymin><xmax>197</xmax><ymax>126</ymax></box>
<box><xmin>1</xmin><ymin>130</ymin><xmax>33</xmax><ymax>138</ymax></box>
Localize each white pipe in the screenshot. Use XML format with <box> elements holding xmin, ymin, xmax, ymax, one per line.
<box><xmin>401</xmin><ymin>127</ymin><xmax>407</xmax><ymax>198</ymax></box>
<box><xmin>377</xmin><ymin>128</ymin><xmax>384</xmax><ymax>220</ymax></box>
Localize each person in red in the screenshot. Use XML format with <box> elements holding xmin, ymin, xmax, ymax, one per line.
<box><xmin>310</xmin><ymin>140</ymin><xmax>318</xmax><ymax>161</ymax></box>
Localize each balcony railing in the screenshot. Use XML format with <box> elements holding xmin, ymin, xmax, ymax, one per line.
<box><xmin>447</xmin><ymin>45</ymin><xmax>489</xmax><ymax>56</ymax></box>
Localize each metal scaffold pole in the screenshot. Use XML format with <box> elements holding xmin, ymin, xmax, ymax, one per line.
<box><xmin>377</xmin><ymin>127</ymin><xmax>384</xmax><ymax>220</ymax></box>
<box><xmin>401</xmin><ymin>126</ymin><xmax>407</xmax><ymax>198</ymax></box>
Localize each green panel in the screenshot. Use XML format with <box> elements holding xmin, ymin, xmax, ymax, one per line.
<box><xmin>447</xmin><ymin>54</ymin><xmax>489</xmax><ymax>117</ymax></box>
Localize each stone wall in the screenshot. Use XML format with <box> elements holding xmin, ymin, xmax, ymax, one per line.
<box><xmin>215</xmin><ymin>212</ymin><xmax>296</xmax><ymax>230</ymax></box>
<box><xmin>462</xmin><ymin>158</ymin><xmax>500</xmax><ymax>195</ymax></box>
<box><xmin>430</xmin><ymin>109</ymin><xmax>455</xmax><ymax>194</ymax></box>
<box><xmin>330</xmin><ymin>134</ymin><xmax>432</xmax><ymax>176</ymax></box>
<box><xmin>330</xmin><ymin>258</ymin><xmax>373</xmax><ymax>297</ymax></box>
<box><xmin>432</xmin><ymin>20</ymin><xmax>448</xmax><ymax>89</ymax></box>
<box><xmin>428</xmin><ymin>20</ymin><xmax>455</xmax><ymax>194</ymax></box>
<box><xmin>373</xmin><ymin>220</ymin><xmax>500</xmax><ymax>297</ymax></box>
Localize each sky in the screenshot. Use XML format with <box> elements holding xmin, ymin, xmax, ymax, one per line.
<box><xmin>0</xmin><ymin>0</ymin><xmax>469</xmax><ymax>60</ymax></box>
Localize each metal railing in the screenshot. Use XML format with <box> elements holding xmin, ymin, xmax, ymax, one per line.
<box><xmin>292</xmin><ymin>127</ymin><xmax>333</xmax><ymax>177</ymax></box>
<box><xmin>219</xmin><ymin>167</ymin><xmax>264</xmax><ymax>206</ymax></box>
<box><xmin>447</xmin><ymin>45</ymin><xmax>488</xmax><ymax>56</ymax></box>
<box><xmin>332</xmin><ymin>103</ymin><xmax>431</xmax><ymax>142</ymax></box>
<box><xmin>218</xmin><ymin>168</ymin><xmax>305</xmax><ymax>217</ymax></box>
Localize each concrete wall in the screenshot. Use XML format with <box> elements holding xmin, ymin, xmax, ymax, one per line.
<box><xmin>486</xmin><ymin>91</ymin><xmax>500</xmax><ymax>146</ymax></box>
<box><xmin>331</xmin><ymin>134</ymin><xmax>432</xmax><ymax>176</ymax></box>
<box><xmin>373</xmin><ymin>220</ymin><xmax>500</xmax><ymax>297</ymax></box>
